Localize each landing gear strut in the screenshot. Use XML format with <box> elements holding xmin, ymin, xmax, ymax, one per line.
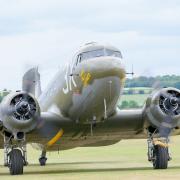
<box><xmin>147</xmin><ymin>133</ymin><xmax>171</xmax><ymax>169</ymax></box>
<box><xmin>39</xmin><ymin>150</ymin><xmax>47</xmax><ymax>166</ymax></box>
<box><xmin>4</xmin><ymin>134</ymin><xmax>28</xmax><ymax>175</ymax></box>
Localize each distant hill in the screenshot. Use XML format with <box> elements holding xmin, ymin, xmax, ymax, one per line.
<box><xmin>125</xmin><ymin>75</ymin><xmax>180</xmax><ymax>89</ymax></box>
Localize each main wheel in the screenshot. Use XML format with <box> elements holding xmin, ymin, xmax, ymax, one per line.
<box><xmin>9</xmin><ymin>149</ymin><xmax>24</xmax><ymax>175</ymax></box>
<box><xmin>153</xmin><ymin>145</ymin><xmax>168</xmax><ymax>169</ymax></box>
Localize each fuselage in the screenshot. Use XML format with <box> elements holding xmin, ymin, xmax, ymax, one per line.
<box><xmin>39</xmin><ymin>43</ymin><xmax>126</xmax><ymax>124</ymax></box>
<box><xmin>28</xmin><ymin>43</ymin><xmax>135</xmax><ymax>150</ymax></box>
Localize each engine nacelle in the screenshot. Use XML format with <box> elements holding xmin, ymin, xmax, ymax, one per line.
<box><xmin>144</xmin><ymin>87</ymin><xmax>180</xmax><ymax>129</ymax></box>
<box><xmin>0</xmin><ymin>91</ymin><xmax>40</xmax><ymax>136</ymax></box>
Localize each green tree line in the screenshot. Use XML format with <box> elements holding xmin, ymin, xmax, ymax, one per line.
<box><xmin>125</xmin><ymin>75</ymin><xmax>180</xmax><ymax>89</ymax></box>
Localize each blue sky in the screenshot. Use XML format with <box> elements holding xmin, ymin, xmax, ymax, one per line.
<box><xmin>0</xmin><ymin>0</ymin><xmax>180</xmax><ymax>90</ymax></box>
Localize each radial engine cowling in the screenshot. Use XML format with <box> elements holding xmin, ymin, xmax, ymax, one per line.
<box><xmin>0</xmin><ymin>91</ymin><xmax>40</xmax><ymax>135</ymax></box>
<box><xmin>144</xmin><ymin>88</ymin><xmax>180</xmax><ymax>129</ymax></box>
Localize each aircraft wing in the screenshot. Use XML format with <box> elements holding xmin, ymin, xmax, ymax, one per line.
<box><xmin>107</xmin><ymin>108</ymin><xmax>144</xmax><ymax>132</ymax></box>
<box><xmin>37</xmin><ymin>111</ymin><xmax>73</xmax><ymax>134</ymax></box>
<box><xmin>107</xmin><ymin>87</ymin><xmax>180</xmax><ymax>138</ymax></box>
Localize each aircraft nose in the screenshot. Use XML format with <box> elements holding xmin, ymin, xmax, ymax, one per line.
<box><xmin>77</xmin><ymin>57</ymin><xmax>126</xmax><ymax>80</ymax></box>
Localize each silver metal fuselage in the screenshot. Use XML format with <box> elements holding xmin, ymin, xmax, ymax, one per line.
<box><xmin>26</xmin><ymin>44</ymin><xmax>147</xmax><ymax>151</ymax></box>
<box><xmin>29</xmin><ymin>55</ymin><xmax>132</xmax><ymax>150</ymax></box>
<box><xmin>39</xmin><ymin>56</ymin><xmax>125</xmax><ymax>124</ymax></box>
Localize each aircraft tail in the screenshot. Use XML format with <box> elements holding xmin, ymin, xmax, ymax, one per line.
<box><xmin>22</xmin><ymin>67</ymin><xmax>42</xmax><ymax>98</ymax></box>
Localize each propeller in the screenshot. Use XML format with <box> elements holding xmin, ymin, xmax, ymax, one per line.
<box><xmin>0</xmin><ymin>67</ymin><xmax>44</xmax><ymax>138</ymax></box>
<box><xmin>128</xmin><ymin>68</ymin><xmax>180</xmax><ymax>140</ymax></box>
<box><xmin>158</xmin><ymin>89</ymin><xmax>180</xmax><ymax>139</ymax></box>
<box><xmin>159</xmin><ymin>90</ymin><xmax>180</xmax><ymax>116</ymax></box>
<box><xmin>1</xmin><ymin>66</ymin><xmax>38</xmax><ymax>117</ymax></box>
<box><xmin>158</xmin><ymin>115</ymin><xmax>173</xmax><ymax>138</ymax></box>
<box><xmin>1</xmin><ymin>93</ymin><xmax>37</xmax><ymax>121</ymax></box>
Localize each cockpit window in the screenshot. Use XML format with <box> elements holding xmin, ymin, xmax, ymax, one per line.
<box><xmin>80</xmin><ymin>49</ymin><xmax>104</xmax><ymax>62</ymax></box>
<box><xmin>78</xmin><ymin>48</ymin><xmax>122</xmax><ymax>63</ymax></box>
<box><xmin>105</xmin><ymin>49</ymin><xmax>122</xmax><ymax>58</ymax></box>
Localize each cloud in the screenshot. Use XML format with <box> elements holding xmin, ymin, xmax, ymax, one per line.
<box><xmin>0</xmin><ymin>0</ymin><xmax>179</xmax><ymax>90</ymax></box>
<box><xmin>1</xmin><ymin>0</ymin><xmax>180</xmax><ymax>35</ymax></box>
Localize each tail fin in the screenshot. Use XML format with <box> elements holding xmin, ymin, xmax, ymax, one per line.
<box><xmin>22</xmin><ymin>67</ymin><xmax>42</xmax><ymax>97</ymax></box>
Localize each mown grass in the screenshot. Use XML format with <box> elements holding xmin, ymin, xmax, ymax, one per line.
<box><xmin>0</xmin><ymin>87</ymin><xmax>178</xmax><ymax>179</ymax></box>
<box><xmin>119</xmin><ymin>94</ymin><xmax>149</xmax><ymax>107</ymax></box>
<box><xmin>124</xmin><ymin>87</ymin><xmax>153</xmax><ymax>91</ymax></box>
<box><xmin>1</xmin><ymin>136</ymin><xmax>180</xmax><ymax>180</ymax></box>
<box><xmin>119</xmin><ymin>87</ymin><xmax>153</xmax><ymax>108</ymax></box>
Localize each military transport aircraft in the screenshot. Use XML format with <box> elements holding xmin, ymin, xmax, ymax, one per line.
<box><xmin>0</xmin><ymin>42</ymin><xmax>180</xmax><ymax>175</ymax></box>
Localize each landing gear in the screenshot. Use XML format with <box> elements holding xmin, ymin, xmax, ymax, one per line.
<box><xmin>9</xmin><ymin>149</ymin><xmax>24</xmax><ymax>175</ymax></box>
<box><xmin>39</xmin><ymin>150</ymin><xmax>47</xmax><ymax>166</ymax></box>
<box><xmin>3</xmin><ymin>134</ymin><xmax>28</xmax><ymax>175</ymax></box>
<box><xmin>147</xmin><ymin>133</ymin><xmax>171</xmax><ymax>169</ymax></box>
<box><xmin>153</xmin><ymin>145</ymin><xmax>168</xmax><ymax>169</ymax></box>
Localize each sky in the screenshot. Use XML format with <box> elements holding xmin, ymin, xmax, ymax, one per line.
<box><xmin>0</xmin><ymin>0</ymin><xmax>180</xmax><ymax>90</ymax></box>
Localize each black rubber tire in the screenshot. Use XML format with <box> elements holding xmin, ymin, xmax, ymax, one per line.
<box><xmin>39</xmin><ymin>157</ymin><xmax>47</xmax><ymax>166</ymax></box>
<box><xmin>9</xmin><ymin>149</ymin><xmax>24</xmax><ymax>175</ymax></box>
<box><xmin>153</xmin><ymin>145</ymin><xmax>168</xmax><ymax>169</ymax></box>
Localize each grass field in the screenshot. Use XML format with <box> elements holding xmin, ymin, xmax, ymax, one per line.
<box><xmin>0</xmin><ymin>87</ymin><xmax>177</xmax><ymax>179</ymax></box>
<box><xmin>119</xmin><ymin>94</ymin><xmax>149</xmax><ymax>107</ymax></box>
<box><xmin>119</xmin><ymin>87</ymin><xmax>153</xmax><ymax>108</ymax></box>
<box><xmin>124</xmin><ymin>87</ymin><xmax>153</xmax><ymax>93</ymax></box>
<box><xmin>1</xmin><ymin>136</ymin><xmax>180</xmax><ymax>180</ymax></box>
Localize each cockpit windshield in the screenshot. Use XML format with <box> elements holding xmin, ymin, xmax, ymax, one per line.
<box><xmin>81</xmin><ymin>49</ymin><xmax>104</xmax><ymax>61</ymax></box>
<box><xmin>79</xmin><ymin>48</ymin><xmax>122</xmax><ymax>62</ymax></box>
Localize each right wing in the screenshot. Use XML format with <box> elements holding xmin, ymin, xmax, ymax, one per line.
<box><xmin>107</xmin><ymin>108</ymin><xmax>144</xmax><ymax>132</ymax></box>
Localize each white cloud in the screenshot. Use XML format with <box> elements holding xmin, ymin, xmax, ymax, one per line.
<box><xmin>0</xmin><ymin>0</ymin><xmax>179</xmax><ymax>90</ymax></box>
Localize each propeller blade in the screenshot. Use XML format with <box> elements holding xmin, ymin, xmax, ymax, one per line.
<box><xmin>159</xmin><ymin>115</ymin><xmax>173</xmax><ymax>138</ymax></box>
<box><xmin>1</xmin><ymin>105</ymin><xmax>16</xmax><ymax>116</ymax></box>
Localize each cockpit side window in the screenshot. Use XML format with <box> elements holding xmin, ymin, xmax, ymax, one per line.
<box><xmin>105</xmin><ymin>49</ymin><xmax>122</xmax><ymax>58</ymax></box>
<box><xmin>75</xmin><ymin>54</ymin><xmax>81</xmax><ymax>66</ymax></box>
